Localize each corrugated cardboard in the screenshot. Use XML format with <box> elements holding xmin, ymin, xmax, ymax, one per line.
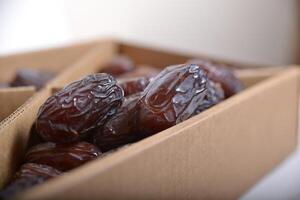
<box><xmin>0</xmin><ymin>39</ymin><xmax>298</xmax><ymax>200</ymax></box>
<box><xmin>0</xmin><ymin>40</ymin><xmax>101</xmax><ymax>124</ymax></box>
<box><xmin>0</xmin><ymin>41</ymin><xmax>98</xmax><ymax>83</ymax></box>
<box><xmin>0</xmin><ymin>87</ymin><xmax>35</xmax><ymax>122</ymax></box>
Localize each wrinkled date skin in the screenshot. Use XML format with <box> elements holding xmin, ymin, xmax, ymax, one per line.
<box><xmin>195</xmin><ymin>80</ymin><xmax>224</xmax><ymax>113</ymax></box>
<box><xmin>0</xmin><ymin>163</ymin><xmax>61</xmax><ymax>199</ymax></box>
<box><xmin>118</xmin><ymin>66</ymin><xmax>160</xmax><ymax>79</ymax></box>
<box><xmin>10</xmin><ymin>68</ymin><xmax>55</xmax><ymax>90</ymax></box>
<box><xmin>118</xmin><ymin>77</ymin><xmax>150</xmax><ymax>96</ymax></box>
<box><xmin>93</xmin><ymin>94</ymin><xmax>141</xmax><ymax>152</ymax></box>
<box><xmin>36</xmin><ymin>73</ymin><xmax>124</xmax><ymax>143</ymax></box>
<box><xmin>25</xmin><ymin>142</ymin><xmax>101</xmax><ymax>171</ymax></box>
<box><xmin>100</xmin><ymin>55</ymin><xmax>135</xmax><ymax>76</ymax></box>
<box><xmin>187</xmin><ymin>58</ymin><xmax>243</xmax><ymax>97</ymax></box>
<box><xmin>138</xmin><ymin>64</ymin><xmax>224</xmax><ymax>136</ymax></box>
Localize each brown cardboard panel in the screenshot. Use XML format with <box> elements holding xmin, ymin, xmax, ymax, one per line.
<box><xmin>0</xmin><ymin>41</ymin><xmax>98</xmax><ymax>82</ymax></box>
<box><xmin>0</xmin><ymin>89</ymin><xmax>49</xmax><ymax>188</ymax></box>
<box><xmin>18</xmin><ymin>68</ymin><xmax>300</xmax><ymax>200</ymax></box>
<box><xmin>0</xmin><ymin>87</ymin><xmax>35</xmax><ymax>121</ymax></box>
<box><xmin>0</xmin><ymin>40</ymin><xmax>117</xmax><ymax>187</ymax></box>
<box><xmin>46</xmin><ymin>40</ymin><xmax>118</xmax><ymax>87</ymax></box>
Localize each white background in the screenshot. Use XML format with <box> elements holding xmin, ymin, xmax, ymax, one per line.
<box><xmin>0</xmin><ymin>0</ymin><xmax>300</xmax><ymax>199</ymax></box>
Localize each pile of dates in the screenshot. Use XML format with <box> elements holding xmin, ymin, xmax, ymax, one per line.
<box><xmin>0</xmin><ymin>56</ymin><xmax>243</xmax><ymax>199</ymax></box>
<box><xmin>0</xmin><ymin>68</ymin><xmax>55</xmax><ymax>90</ymax></box>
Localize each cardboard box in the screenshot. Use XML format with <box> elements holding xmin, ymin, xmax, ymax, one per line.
<box><xmin>0</xmin><ymin>39</ymin><xmax>298</xmax><ymax>200</ymax></box>
<box><xmin>0</xmin><ymin>41</ymin><xmax>101</xmax><ymax>124</ymax></box>
<box><xmin>0</xmin><ymin>87</ymin><xmax>35</xmax><ymax>122</ymax></box>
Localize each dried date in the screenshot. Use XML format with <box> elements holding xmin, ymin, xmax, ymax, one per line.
<box><xmin>0</xmin><ymin>163</ymin><xmax>61</xmax><ymax>199</ymax></box>
<box><xmin>93</xmin><ymin>94</ymin><xmax>141</xmax><ymax>152</ymax></box>
<box><xmin>118</xmin><ymin>77</ymin><xmax>150</xmax><ymax>96</ymax></box>
<box><xmin>100</xmin><ymin>55</ymin><xmax>135</xmax><ymax>76</ymax></box>
<box><xmin>0</xmin><ymin>176</ymin><xmax>45</xmax><ymax>199</ymax></box>
<box><xmin>10</xmin><ymin>68</ymin><xmax>55</xmax><ymax>90</ymax></box>
<box><xmin>118</xmin><ymin>66</ymin><xmax>160</xmax><ymax>79</ymax></box>
<box><xmin>14</xmin><ymin>163</ymin><xmax>61</xmax><ymax>180</ymax></box>
<box><xmin>187</xmin><ymin>58</ymin><xmax>243</xmax><ymax>97</ymax></box>
<box><xmin>25</xmin><ymin>142</ymin><xmax>101</xmax><ymax>171</ymax></box>
<box><xmin>36</xmin><ymin>73</ymin><xmax>124</xmax><ymax>143</ymax></box>
<box><xmin>138</xmin><ymin>64</ymin><xmax>224</xmax><ymax>136</ymax></box>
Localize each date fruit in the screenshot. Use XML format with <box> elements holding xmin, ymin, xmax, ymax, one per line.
<box><xmin>138</xmin><ymin>64</ymin><xmax>224</xmax><ymax>136</ymax></box>
<box><xmin>0</xmin><ymin>176</ymin><xmax>45</xmax><ymax>200</ymax></box>
<box><xmin>93</xmin><ymin>94</ymin><xmax>141</xmax><ymax>152</ymax></box>
<box><xmin>36</xmin><ymin>73</ymin><xmax>124</xmax><ymax>143</ymax></box>
<box><xmin>14</xmin><ymin>163</ymin><xmax>61</xmax><ymax>180</ymax></box>
<box><xmin>0</xmin><ymin>163</ymin><xmax>61</xmax><ymax>199</ymax></box>
<box><xmin>187</xmin><ymin>58</ymin><xmax>243</xmax><ymax>97</ymax></box>
<box><xmin>118</xmin><ymin>66</ymin><xmax>160</xmax><ymax>79</ymax></box>
<box><xmin>10</xmin><ymin>68</ymin><xmax>55</xmax><ymax>90</ymax></box>
<box><xmin>195</xmin><ymin>80</ymin><xmax>224</xmax><ymax>113</ymax></box>
<box><xmin>100</xmin><ymin>55</ymin><xmax>135</xmax><ymax>76</ymax></box>
<box><xmin>25</xmin><ymin>142</ymin><xmax>101</xmax><ymax>171</ymax></box>
<box><xmin>118</xmin><ymin>77</ymin><xmax>150</xmax><ymax>96</ymax></box>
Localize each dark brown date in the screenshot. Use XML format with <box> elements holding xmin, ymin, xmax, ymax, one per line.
<box><xmin>0</xmin><ymin>163</ymin><xmax>61</xmax><ymax>199</ymax></box>
<box><xmin>118</xmin><ymin>66</ymin><xmax>160</xmax><ymax>79</ymax></box>
<box><xmin>93</xmin><ymin>94</ymin><xmax>140</xmax><ymax>152</ymax></box>
<box><xmin>14</xmin><ymin>163</ymin><xmax>61</xmax><ymax>180</ymax></box>
<box><xmin>10</xmin><ymin>68</ymin><xmax>55</xmax><ymax>90</ymax></box>
<box><xmin>36</xmin><ymin>73</ymin><xmax>124</xmax><ymax>143</ymax></box>
<box><xmin>187</xmin><ymin>58</ymin><xmax>243</xmax><ymax>97</ymax></box>
<box><xmin>100</xmin><ymin>55</ymin><xmax>135</xmax><ymax>76</ymax></box>
<box><xmin>0</xmin><ymin>176</ymin><xmax>45</xmax><ymax>200</ymax></box>
<box><xmin>195</xmin><ymin>80</ymin><xmax>224</xmax><ymax>113</ymax></box>
<box><xmin>138</xmin><ymin>64</ymin><xmax>224</xmax><ymax>136</ymax></box>
<box><xmin>25</xmin><ymin>142</ymin><xmax>101</xmax><ymax>171</ymax></box>
<box><xmin>118</xmin><ymin>77</ymin><xmax>150</xmax><ymax>96</ymax></box>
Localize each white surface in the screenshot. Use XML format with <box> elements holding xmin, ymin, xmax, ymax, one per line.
<box><xmin>0</xmin><ymin>1</ymin><xmax>300</xmax><ymax>199</ymax></box>
<box><xmin>0</xmin><ymin>0</ymin><xmax>73</xmax><ymax>55</ymax></box>
<box><xmin>242</xmin><ymin>150</ymin><xmax>300</xmax><ymax>200</ymax></box>
<box><xmin>64</xmin><ymin>0</ymin><xmax>300</xmax><ymax>65</ymax></box>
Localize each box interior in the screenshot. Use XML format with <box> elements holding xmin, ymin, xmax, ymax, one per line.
<box><xmin>0</xmin><ymin>39</ymin><xmax>297</xmax><ymax>200</ymax></box>
<box><xmin>0</xmin><ymin>41</ymin><xmax>98</xmax><ymax>83</ymax></box>
<box><xmin>0</xmin><ymin>87</ymin><xmax>35</xmax><ymax>121</ymax></box>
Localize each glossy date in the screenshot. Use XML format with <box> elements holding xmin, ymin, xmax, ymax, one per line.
<box><xmin>36</xmin><ymin>73</ymin><xmax>124</xmax><ymax>143</ymax></box>
<box><xmin>14</xmin><ymin>163</ymin><xmax>61</xmax><ymax>180</ymax></box>
<box><xmin>138</xmin><ymin>64</ymin><xmax>224</xmax><ymax>136</ymax></box>
<box><xmin>25</xmin><ymin>142</ymin><xmax>101</xmax><ymax>171</ymax></box>
<box><xmin>118</xmin><ymin>77</ymin><xmax>150</xmax><ymax>96</ymax></box>
<box><xmin>93</xmin><ymin>94</ymin><xmax>141</xmax><ymax>152</ymax></box>
<box><xmin>118</xmin><ymin>66</ymin><xmax>160</xmax><ymax>79</ymax></box>
<box><xmin>0</xmin><ymin>163</ymin><xmax>61</xmax><ymax>199</ymax></box>
<box><xmin>187</xmin><ymin>58</ymin><xmax>243</xmax><ymax>97</ymax></box>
